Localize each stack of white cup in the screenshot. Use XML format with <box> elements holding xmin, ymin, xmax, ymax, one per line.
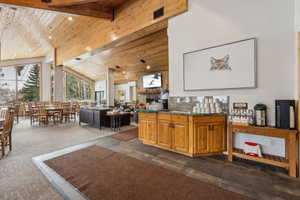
<box><xmin>193</xmin><ymin>97</ymin><xmax>224</xmax><ymax>114</ymax></box>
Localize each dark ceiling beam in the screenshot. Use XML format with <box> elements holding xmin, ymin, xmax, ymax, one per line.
<box><xmin>0</xmin><ymin>0</ymin><xmax>113</xmax><ymax>19</ymax></box>
<box><xmin>48</xmin><ymin>0</ymin><xmax>101</xmax><ymax>7</ymax></box>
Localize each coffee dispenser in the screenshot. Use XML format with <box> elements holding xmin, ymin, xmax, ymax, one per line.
<box><xmin>254</xmin><ymin>104</ymin><xmax>267</xmax><ymax>127</ymax></box>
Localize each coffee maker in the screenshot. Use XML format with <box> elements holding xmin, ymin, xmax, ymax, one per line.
<box><xmin>161</xmin><ymin>89</ymin><xmax>169</xmax><ymax>110</ymax></box>
<box><xmin>254</xmin><ymin>104</ymin><xmax>267</xmax><ymax>127</ymax></box>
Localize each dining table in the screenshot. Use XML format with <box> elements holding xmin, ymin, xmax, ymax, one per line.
<box><xmin>45</xmin><ymin>107</ymin><xmax>64</xmax><ymax>123</ymax></box>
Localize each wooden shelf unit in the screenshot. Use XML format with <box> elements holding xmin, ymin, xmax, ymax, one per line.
<box><xmin>227</xmin><ymin>124</ymin><xmax>298</xmax><ymax>177</ymax></box>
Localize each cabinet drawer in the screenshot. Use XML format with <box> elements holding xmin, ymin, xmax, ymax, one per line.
<box><xmin>193</xmin><ymin>115</ymin><xmax>226</xmax><ymax>123</ymax></box>
<box><xmin>172</xmin><ymin>115</ymin><xmax>188</xmax><ymax>123</ymax></box>
<box><xmin>158</xmin><ymin>113</ymin><xmax>171</xmax><ymax>121</ymax></box>
<box><xmin>139</xmin><ymin>113</ymin><xmax>157</xmax><ymax>120</ymax></box>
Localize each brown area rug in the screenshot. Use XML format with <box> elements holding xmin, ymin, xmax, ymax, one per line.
<box><xmin>44</xmin><ymin>145</ymin><xmax>250</xmax><ymax>200</ymax></box>
<box><xmin>112</xmin><ymin>128</ymin><xmax>138</xmax><ymax>141</ymax></box>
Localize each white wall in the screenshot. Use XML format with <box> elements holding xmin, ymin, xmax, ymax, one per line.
<box><xmin>168</xmin><ymin>0</ymin><xmax>297</xmax><ymax>157</ymax></box>
<box><xmin>106</xmin><ymin>68</ymin><xmax>115</xmax><ymax>106</ymax></box>
<box><xmin>115</xmin><ymin>81</ymin><xmax>137</xmax><ymax>102</ymax></box>
<box><xmin>40</xmin><ymin>62</ymin><xmax>52</xmax><ymax>101</ymax></box>
<box><xmin>95</xmin><ymin>80</ymin><xmax>107</xmax><ymax>100</ymax></box>
<box><xmin>54</xmin><ymin>66</ymin><xmax>65</xmax><ymax>102</ymax></box>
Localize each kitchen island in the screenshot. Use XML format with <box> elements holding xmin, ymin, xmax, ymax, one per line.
<box><xmin>80</xmin><ymin>107</ymin><xmax>131</xmax><ymax>129</ymax></box>
<box><xmin>138</xmin><ymin>110</ymin><xmax>227</xmax><ymax>157</ymax></box>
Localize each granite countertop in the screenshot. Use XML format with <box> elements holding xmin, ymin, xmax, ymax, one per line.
<box><xmin>137</xmin><ymin>109</ymin><xmax>226</xmax><ymax>116</ymax></box>
<box><xmin>81</xmin><ymin>106</ymin><xmax>111</xmax><ymax>111</ymax></box>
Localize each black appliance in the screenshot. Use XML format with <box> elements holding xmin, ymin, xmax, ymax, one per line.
<box><xmin>162</xmin><ymin>99</ymin><xmax>168</xmax><ymax>110</ymax></box>
<box><xmin>275</xmin><ymin>100</ymin><xmax>296</xmax><ymax>130</ymax></box>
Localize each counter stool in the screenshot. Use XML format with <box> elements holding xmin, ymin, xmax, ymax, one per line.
<box><xmin>107</xmin><ymin>113</ymin><xmax>122</xmax><ymax>132</ymax></box>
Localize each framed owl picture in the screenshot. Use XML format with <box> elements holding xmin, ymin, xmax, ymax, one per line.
<box><xmin>183</xmin><ymin>38</ymin><xmax>257</xmax><ymax>91</ymax></box>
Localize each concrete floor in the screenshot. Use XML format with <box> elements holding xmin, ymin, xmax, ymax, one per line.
<box><xmin>0</xmin><ymin>119</ymin><xmax>115</xmax><ymax>200</ymax></box>
<box><xmin>2</xmin><ymin>119</ymin><xmax>300</xmax><ymax>200</ymax></box>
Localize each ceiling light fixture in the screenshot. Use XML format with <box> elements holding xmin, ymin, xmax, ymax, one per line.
<box><xmin>85</xmin><ymin>46</ymin><xmax>92</xmax><ymax>52</ymax></box>
<box><xmin>68</xmin><ymin>16</ymin><xmax>73</xmax><ymax>21</ymax></box>
<box><xmin>122</xmin><ymin>71</ymin><xmax>126</xmax><ymax>75</ymax></box>
<box><xmin>48</xmin><ymin>35</ymin><xmax>52</xmax><ymax>40</ymax></box>
<box><xmin>146</xmin><ymin>65</ymin><xmax>151</xmax><ymax>70</ymax></box>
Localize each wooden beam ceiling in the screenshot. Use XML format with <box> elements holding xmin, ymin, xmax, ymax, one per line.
<box><xmin>0</xmin><ymin>0</ymin><xmax>127</xmax><ymax>19</ymax></box>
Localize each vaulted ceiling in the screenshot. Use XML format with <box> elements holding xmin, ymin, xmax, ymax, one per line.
<box><xmin>0</xmin><ymin>4</ymin><xmax>58</xmax><ymax>60</ymax></box>
<box><xmin>0</xmin><ymin>0</ymin><xmax>187</xmax><ymax>82</ymax></box>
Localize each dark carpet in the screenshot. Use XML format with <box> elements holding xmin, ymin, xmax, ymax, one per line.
<box><xmin>112</xmin><ymin>127</ymin><xmax>138</xmax><ymax>141</ymax></box>
<box><xmin>44</xmin><ymin>145</ymin><xmax>250</xmax><ymax>200</ymax></box>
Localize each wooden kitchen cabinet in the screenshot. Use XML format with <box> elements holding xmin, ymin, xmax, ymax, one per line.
<box><xmin>138</xmin><ymin>113</ymin><xmax>157</xmax><ymax>145</ymax></box>
<box><xmin>192</xmin><ymin>116</ymin><xmax>227</xmax><ymax>155</ymax></box>
<box><xmin>157</xmin><ymin>119</ymin><xmax>172</xmax><ymax>149</ymax></box>
<box><xmin>138</xmin><ymin>112</ymin><xmax>226</xmax><ymax>157</ymax></box>
<box><xmin>193</xmin><ymin>123</ymin><xmax>209</xmax><ymax>154</ymax></box>
<box><xmin>208</xmin><ymin>122</ymin><xmax>226</xmax><ymax>153</ymax></box>
<box><xmin>172</xmin><ymin>116</ymin><xmax>189</xmax><ymax>154</ymax></box>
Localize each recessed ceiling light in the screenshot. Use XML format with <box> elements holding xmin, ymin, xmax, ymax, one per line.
<box><xmin>68</xmin><ymin>16</ymin><xmax>73</xmax><ymax>21</ymax></box>
<box><xmin>85</xmin><ymin>46</ymin><xmax>92</xmax><ymax>52</ymax></box>
<box><xmin>48</xmin><ymin>35</ymin><xmax>52</xmax><ymax>40</ymax></box>
<box><xmin>115</xmin><ymin>65</ymin><xmax>120</xmax><ymax>69</ymax></box>
<box><xmin>146</xmin><ymin>65</ymin><xmax>151</xmax><ymax>70</ymax></box>
<box><xmin>122</xmin><ymin>71</ymin><xmax>126</xmax><ymax>75</ymax></box>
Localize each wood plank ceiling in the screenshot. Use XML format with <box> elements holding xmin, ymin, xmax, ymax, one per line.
<box><xmin>0</xmin><ymin>0</ymin><xmax>187</xmax><ymax>83</ymax></box>
<box><xmin>0</xmin><ymin>4</ymin><xmax>57</xmax><ymax>61</ymax></box>
<box><xmin>65</xmin><ymin>22</ymin><xmax>168</xmax><ymax>84</ymax></box>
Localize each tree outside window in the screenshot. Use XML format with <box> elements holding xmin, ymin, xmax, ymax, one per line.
<box><xmin>66</xmin><ymin>73</ymin><xmax>91</xmax><ymax>101</ymax></box>
<box><xmin>0</xmin><ymin>64</ymin><xmax>40</xmax><ymax>104</ymax></box>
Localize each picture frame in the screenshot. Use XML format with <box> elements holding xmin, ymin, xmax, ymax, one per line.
<box><xmin>183</xmin><ymin>38</ymin><xmax>257</xmax><ymax>91</ymax></box>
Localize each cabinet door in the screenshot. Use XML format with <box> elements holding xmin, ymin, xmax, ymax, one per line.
<box><xmin>208</xmin><ymin>123</ymin><xmax>226</xmax><ymax>153</ymax></box>
<box><xmin>173</xmin><ymin>122</ymin><xmax>189</xmax><ymax>153</ymax></box>
<box><xmin>138</xmin><ymin>119</ymin><xmax>148</xmax><ymax>141</ymax></box>
<box><xmin>146</xmin><ymin>119</ymin><xmax>157</xmax><ymax>144</ymax></box>
<box><xmin>157</xmin><ymin>120</ymin><xmax>172</xmax><ymax>149</ymax></box>
<box><xmin>193</xmin><ymin>123</ymin><xmax>209</xmax><ymax>154</ymax></box>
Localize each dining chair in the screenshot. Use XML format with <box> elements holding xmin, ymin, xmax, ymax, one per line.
<box><xmin>38</xmin><ymin>106</ymin><xmax>48</xmax><ymax>126</ymax></box>
<box><xmin>14</xmin><ymin>104</ymin><xmax>20</xmax><ymax>124</ymax></box>
<box><xmin>62</xmin><ymin>106</ymin><xmax>71</xmax><ymax>123</ymax></box>
<box><xmin>0</xmin><ymin>110</ymin><xmax>14</xmax><ymax>157</ymax></box>
<box><xmin>28</xmin><ymin>104</ymin><xmax>39</xmax><ymax>125</ymax></box>
<box><xmin>70</xmin><ymin>105</ymin><xmax>77</xmax><ymax>122</ymax></box>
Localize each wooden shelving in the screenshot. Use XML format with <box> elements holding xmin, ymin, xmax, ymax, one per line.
<box><xmin>233</xmin><ymin>148</ymin><xmax>288</xmax><ymax>168</ymax></box>
<box><xmin>227</xmin><ymin>123</ymin><xmax>298</xmax><ymax>177</ymax></box>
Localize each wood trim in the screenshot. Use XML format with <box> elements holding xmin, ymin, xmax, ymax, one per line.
<box><xmin>0</xmin><ymin>0</ymin><xmax>114</xmax><ymax>19</ymax></box>
<box><xmin>63</xmin><ymin>66</ymin><xmax>95</xmax><ymax>83</ymax></box>
<box><xmin>0</xmin><ymin>57</ymin><xmax>45</xmax><ymax>67</ymax></box>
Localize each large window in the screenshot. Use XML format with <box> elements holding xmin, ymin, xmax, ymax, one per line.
<box><xmin>65</xmin><ymin>73</ymin><xmax>92</xmax><ymax>101</ymax></box>
<box><xmin>0</xmin><ymin>64</ymin><xmax>40</xmax><ymax>104</ymax></box>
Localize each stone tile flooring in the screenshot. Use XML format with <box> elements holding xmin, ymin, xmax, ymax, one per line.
<box><xmin>95</xmin><ymin>137</ymin><xmax>300</xmax><ymax>200</ymax></box>
<box><xmin>2</xmin><ymin>119</ymin><xmax>300</xmax><ymax>200</ymax></box>
<box><xmin>0</xmin><ymin>119</ymin><xmax>115</xmax><ymax>200</ymax></box>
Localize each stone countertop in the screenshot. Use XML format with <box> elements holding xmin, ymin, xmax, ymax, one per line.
<box><xmin>80</xmin><ymin>106</ymin><xmax>111</xmax><ymax>111</ymax></box>
<box><xmin>137</xmin><ymin>109</ymin><xmax>226</xmax><ymax>116</ymax></box>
